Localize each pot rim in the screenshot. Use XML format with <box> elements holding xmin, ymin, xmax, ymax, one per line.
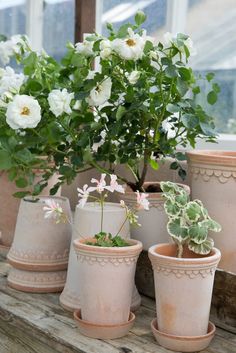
<box><xmin>148</xmin><ymin>243</ymin><xmax>221</xmax><ymax>266</ymax></box>
<box><xmin>187</xmin><ymin>150</ymin><xmax>236</xmax><ymax>167</ymax></box>
<box><xmin>23</xmin><ymin>195</ymin><xmax>69</xmax><ymax>204</ymax></box>
<box><xmin>76</xmin><ymin>202</ymin><xmax>125</xmax><ymax>213</ymax></box>
<box><xmin>123</xmin><ymin>182</ymin><xmax>190</xmax><ymax>200</ymax></box>
<box><xmin>73</xmin><ymin>238</ymin><xmax>142</xmax><ymax>256</ymax></box>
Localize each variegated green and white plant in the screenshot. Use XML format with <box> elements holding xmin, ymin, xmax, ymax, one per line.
<box><xmin>160</xmin><ymin>181</ymin><xmax>221</xmax><ymax>258</ymax></box>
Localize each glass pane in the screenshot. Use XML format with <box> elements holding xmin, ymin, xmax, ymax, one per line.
<box><xmin>0</xmin><ymin>0</ymin><xmax>26</xmax><ymax>37</ymax></box>
<box><xmin>101</xmin><ymin>0</ymin><xmax>168</xmax><ymax>39</ymax></box>
<box><xmin>186</xmin><ymin>0</ymin><xmax>236</xmax><ymax>133</ymax></box>
<box><xmin>43</xmin><ymin>0</ymin><xmax>75</xmax><ymax>60</ymax></box>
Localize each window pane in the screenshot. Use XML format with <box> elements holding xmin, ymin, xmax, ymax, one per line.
<box><xmin>101</xmin><ymin>0</ymin><xmax>168</xmax><ymax>38</ymax></box>
<box><xmin>0</xmin><ymin>0</ymin><xmax>26</xmax><ymax>37</ymax></box>
<box><xmin>186</xmin><ymin>0</ymin><xmax>236</xmax><ymax>133</ymax></box>
<box><xmin>43</xmin><ymin>0</ymin><xmax>75</xmax><ymax>60</ymax></box>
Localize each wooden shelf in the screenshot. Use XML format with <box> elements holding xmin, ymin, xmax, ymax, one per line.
<box><xmin>0</xmin><ymin>258</ymin><xmax>235</xmax><ymax>353</ymax></box>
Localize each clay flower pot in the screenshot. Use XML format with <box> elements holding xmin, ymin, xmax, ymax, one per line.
<box><xmin>148</xmin><ymin>243</ymin><xmax>221</xmax><ymax>351</ymax></box>
<box><xmin>73</xmin><ymin>238</ymin><xmax>142</xmax><ymax>339</ymax></box>
<box><xmin>187</xmin><ymin>150</ymin><xmax>236</xmax><ymax>273</ymax></box>
<box><xmin>7</xmin><ymin>196</ymin><xmax>71</xmax><ymax>272</ymax></box>
<box><xmin>60</xmin><ymin>202</ymin><xmax>141</xmax><ymax>312</ymax></box>
<box><xmin>118</xmin><ymin>182</ymin><xmax>190</xmax><ymax>250</ymax></box>
<box><xmin>0</xmin><ymin>171</ymin><xmax>60</xmax><ymax>251</ymax></box>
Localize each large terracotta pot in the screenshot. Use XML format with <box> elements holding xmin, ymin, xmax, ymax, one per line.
<box><xmin>7</xmin><ymin>196</ymin><xmax>71</xmax><ymax>292</ymax></box>
<box><xmin>60</xmin><ymin>202</ymin><xmax>141</xmax><ymax>312</ymax></box>
<box><xmin>187</xmin><ymin>150</ymin><xmax>236</xmax><ymax>273</ymax></box>
<box><xmin>148</xmin><ymin>243</ymin><xmax>221</xmax><ymax>351</ymax></box>
<box><xmin>0</xmin><ymin>171</ymin><xmax>60</xmax><ymax>249</ymax></box>
<box><xmin>73</xmin><ymin>238</ymin><xmax>142</xmax><ymax>338</ymax></box>
<box><xmin>117</xmin><ymin>182</ymin><xmax>190</xmax><ymax>250</ymax></box>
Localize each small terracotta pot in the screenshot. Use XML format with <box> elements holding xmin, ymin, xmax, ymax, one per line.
<box><xmin>60</xmin><ymin>202</ymin><xmax>141</xmax><ymax>312</ymax></box>
<box><xmin>117</xmin><ymin>182</ymin><xmax>190</xmax><ymax>250</ymax></box>
<box><xmin>73</xmin><ymin>238</ymin><xmax>142</xmax><ymax>329</ymax></box>
<box><xmin>187</xmin><ymin>150</ymin><xmax>236</xmax><ymax>273</ymax></box>
<box><xmin>7</xmin><ymin>196</ymin><xmax>72</xmax><ymax>271</ymax></box>
<box><xmin>148</xmin><ymin>243</ymin><xmax>221</xmax><ymax>340</ymax></box>
<box><xmin>0</xmin><ymin>171</ymin><xmax>60</xmax><ymax>249</ymax></box>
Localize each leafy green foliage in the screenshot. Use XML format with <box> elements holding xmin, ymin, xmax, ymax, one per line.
<box><xmin>86</xmin><ymin>232</ymin><xmax>131</xmax><ymax>247</ymax></box>
<box><xmin>160</xmin><ymin>181</ymin><xmax>221</xmax><ymax>257</ymax></box>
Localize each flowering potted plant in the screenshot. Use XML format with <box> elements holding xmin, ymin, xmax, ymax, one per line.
<box><xmin>44</xmin><ymin>173</ymin><xmax>147</xmax><ymax>339</ymax></box>
<box><xmin>148</xmin><ymin>181</ymin><xmax>221</xmax><ymax>352</ymax></box>
<box><xmin>59</xmin><ymin>11</ymin><xmax>219</xmax><ymax>249</ymax></box>
<box><xmin>60</xmin><ymin>173</ymin><xmax>147</xmax><ymax>313</ymax></box>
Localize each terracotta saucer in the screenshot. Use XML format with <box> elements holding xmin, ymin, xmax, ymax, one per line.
<box><xmin>151</xmin><ymin>318</ymin><xmax>215</xmax><ymax>352</ymax></box>
<box><xmin>74</xmin><ymin>309</ymin><xmax>135</xmax><ymax>339</ymax></box>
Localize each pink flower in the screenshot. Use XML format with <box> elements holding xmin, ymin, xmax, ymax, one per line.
<box><xmin>43</xmin><ymin>199</ymin><xmax>64</xmax><ymax>222</ymax></box>
<box><xmin>106</xmin><ymin>174</ymin><xmax>125</xmax><ymax>193</ymax></box>
<box><xmin>90</xmin><ymin>173</ymin><xmax>107</xmax><ymax>193</ymax></box>
<box><xmin>77</xmin><ymin>184</ymin><xmax>93</xmax><ymax>208</ymax></box>
<box><xmin>136</xmin><ymin>191</ymin><xmax>149</xmax><ymax>210</ymax></box>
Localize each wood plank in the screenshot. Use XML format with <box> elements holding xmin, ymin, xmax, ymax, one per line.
<box><xmin>74</xmin><ymin>0</ymin><xmax>96</xmax><ymax>43</ymax></box>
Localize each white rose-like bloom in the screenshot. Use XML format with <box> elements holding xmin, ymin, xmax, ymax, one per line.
<box><xmin>0</xmin><ymin>35</ymin><xmax>29</xmax><ymax>65</ymax></box>
<box><xmin>75</xmin><ymin>40</ymin><xmax>94</xmax><ymax>57</ymax></box>
<box><xmin>0</xmin><ymin>66</ymin><xmax>25</xmax><ymax>95</ymax></box>
<box><xmin>163</xmin><ymin>32</ymin><xmax>197</xmax><ymax>57</ymax></box>
<box><xmin>6</xmin><ymin>94</ymin><xmax>41</xmax><ymax>130</ymax></box>
<box><xmin>87</xmin><ymin>77</ymin><xmax>112</xmax><ymax>106</ymax></box>
<box><xmin>48</xmin><ymin>88</ymin><xmax>74</xmax><ymax>117</ymax></box>
<box><xmin>111</xmin><ymin>28</ymin><xmax>146</xmax><ymax>61</ymax></box>
<box><xmin>126</xmin><ymin>70</ymin><xmax>141</xmax><ymax>85</ymax></box>
<box><xmin>100</xmin><ymin>40</ymin><xmax>112</xmax><ymax>59</ymax></box>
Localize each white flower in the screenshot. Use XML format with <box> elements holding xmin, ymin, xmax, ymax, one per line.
<box><xmin>111</xmin><ymin>28</ymin><xmax>146</xmax><ymax>61</ymax></box>
<box><xmin>136</xmin><ymin>191</ymin><xmax>149</xmax><ymax>210</ymax></box>
<box><xmin>92</xmin><ymin>130</ymin><xmax>106</xmax><ymax>152</ymax></box>
<box><xmin>86</xmin><ymin>70</ymin><xmax>97</xmax><ymax>80</ymax></box>
<box><xmin>0</xmin><ymin>66</ymin><xmax>25</xmax><ymax>96</ymax></box>
<box><xmin>77</xmin><ymin>184</ymin><xmax>93</xmax><ymax>208</ymax></box>
<box><xmin>43</xmin><ymin>199</ymin><xmax>64</xmax><ymax>223</ymax></box>
<box><xmin>75</xmin><ymin>40</ymin><xmax>94</xmax><ymax>57</ymax></box>
<box><xmin>120</xmin><ymin>200</ymin><xmax>126</xmax><ymax>208</ymax></box>
<box><xmin>105</xmin><ymin>175</ymin><xmax>125</xmax><ymax>193</ymax></box>
<box><xmin>100</xmin><ymin>40</ymin><xmax>112</xmax><ymax>59</ymax></box>
<box><xmin>0</xmin><ymin>35</ymin><xmax>29</xmax><ymax>65</ymax></box>
<box><xmin>73</xmin><ymin>100</ymin><xmax>82</xmax><ymax>110</ymax></box>
<box><xmin>184</xmin><ymin>37</ymin><xmax>197</xmax><ymax>56</ymax></box>
<box><xmin>163</xmin><ymin>32</ymin><xmax>197</xmax><ymax>57</ymax></box>
<box><xmin>126</xmin><ymin>70</ymin><xmax>141</xmax><ymax>85</ymax></box>
<box><xmin>48</xmin><ymin>88</ymin><xmax>74</xmax><ymax>117</ymax></box>
<box><xmin>90</xmin><ymin>174</ymin><xmax>107</xmax><ymax>193</ymax></box>
<box><xmin>87</xmin><ymin>77</ymin><xmax>112</xmax><ymax>106</ymax></box>
<box><xmin>6</xmin><ymin>94</ymin><xmax>41</xmax><ymax>130</ymax></box>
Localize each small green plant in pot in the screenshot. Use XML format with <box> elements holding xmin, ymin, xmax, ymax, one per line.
<box><xmin>44</xmin><ymin>173</ymin><xmax>148</xmax><ymax>339</ymax></box>
<box><xmin>148</xmin><ymin>181</ymin><xmax>221</xmax><ymax>352</ymax></box>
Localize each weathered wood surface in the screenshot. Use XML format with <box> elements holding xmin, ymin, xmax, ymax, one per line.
<box><xmin>136</xmin><ymin>250</ymin><xmax>236</xmax><ymax>334</ymax></box>
<box><xmin>0</xmin><ymin>259</ymin><xmax>235</xmax><ymax>353</ymax></box>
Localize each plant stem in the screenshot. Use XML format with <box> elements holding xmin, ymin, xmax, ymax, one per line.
<box><xmin>115</xmin><ymin>214</ymin><xmax>128</xmax><ymax>237</ymax></box>
<box><xmin>177</xmin><ymin>243</ymin><xmax>183</xmax><ymax>258</ymax></box>
<box><xmin>100</xmin><ymin>195</ymin><xmax>104</xmax><ymax>233</ymax></box>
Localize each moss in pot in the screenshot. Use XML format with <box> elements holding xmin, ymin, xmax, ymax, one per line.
<box><xmin>148</xmin><ymin>181</ymin><xmax>221</xmax><ymax>352</ymax></box>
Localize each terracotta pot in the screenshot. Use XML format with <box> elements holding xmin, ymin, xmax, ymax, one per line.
<box><xmin>148</xmin><ymin>243</ymin><xmax>221</xmax><ymax>340</ymax></box>
<box><xmin>187</xmin><ymin>150</ymin><xmax>236</xmax><ymax>273</ymax></box>
<box><xmin>7</xmin><ymin>196</ymin><xmax>72</xmax><ymax>271</ymax></box>
<box><xmin>73</xmin><ymin>238</ymin><xmax>142</xmax><ymax>329</ymax></box>
<box><xmin>117</xmin><ymin>182</ymin><xmax>190</xmax><ymax>250</ymax></box>
<box><xmin>0</xmin><ymin>171</ymin><xmax>60</xmax><ymax>249</ymax></box>
<box><xmin>60</xmin><ymin>202</ymin><xmax>141</xmax><ymax>312</ymax></box>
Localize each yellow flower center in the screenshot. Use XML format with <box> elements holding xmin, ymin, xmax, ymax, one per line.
<box><xmin>126</xmin><ymin>39</ymin><xmax>136</xmax><ymax>47</ymax></box>
<box><xmin>21</xmin><ymin>106</ymin><xmax>30</xmax><ymax>116</ymax></box>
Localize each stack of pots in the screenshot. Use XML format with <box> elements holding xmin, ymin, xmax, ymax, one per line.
<box><xmin>7</xmin><ymin>196</ymin><xmax>72</xmax><ymax>292</ymax></box>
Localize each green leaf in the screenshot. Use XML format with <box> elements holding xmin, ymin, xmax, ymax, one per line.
<box><xmin>164</xmin><ymin>200</ymin><xmax>181</xmax><ymax>217</ymax></box>
<box><xmin>178</xmin><ymin>67</ymin><xmax>191</xmax><ymax>81</ymax></box>
<box><xmin>0</xmin><ymin>150</ymin><xmax>12</xmax><ymax>170</ymax></box>
<box><xmin>166</xmin><ymin>104</ymin><xmax>180</xmax><ymax>113</ymax></box>
<box><xmin>188</xmin><ymin>238</ymin><xmax>214</xmax><ymax>255</ymax></box>
<box><xmin>175</xmin><ymin>152</ymin><xmax>186</xmax><ymax>161</ymax></box>
<box><xmin>144</xmin><ymin>40</ymin><xmax>153</xmax><ymax>54</ymax></box>
<box><xmin>27</xmin><ymin>80</ymin><xmax>43</xmax><ymax>92</ymax></box>
<box><xmin>181</xmin><ymin>114</ymin><xmax>199</xmax><ymax>129</ymax></box>
<box><xmin>135</xmin><ymin>10</ymin><xmax>146</xmax><ymax>26</ymax></box>
<box><xmin>184</xmin><ymin>201</ymin><xmax>202</xmax><ymax>222</ymax></box>
<box><xmin>199</xmin><ymin>121</ymin><xmax>216</xmax><ymax>136</ymax></box>
<box><xmin>116</xmin><ymin>106</ymin><xmax>126</xmax><ymax>120</ymax></box>
<box><xmin>13</xmin><ymin>191</ymin><xmax>31</xmax><ymax>198</ymax></box>
<box><xmin>177</xmin><ymin>77</ymin><xmax>188</xmax><ymax>96</ymax></box>
<box><xmin>188</xmin><ymin>223</ymin><xmax>208</xmax><ymax>244</ymax></box>
<box><xmin>117</xmin><ymin>23</ymin><xmax>131</xmax><ymax>38</ymax></box>
<box><xmin>165</xmin><ymin>65</ymin><xmax>177</xmax><ymax>78</ymax></box>
<box><xmin>201</xmin><ymin>219</ymin><xmax>221</xmax><ymax>232</ymax></box>
<box><xmin>167</xmin><ymin>218</ymin><xmax>189</xmax><ymax>242</ymax></box>
<box><xmin>207</xmin><ymin>91</ymin><xmax>217</xmax><ymax>105</ymax></box>
<box><xmin>206</xmin><ymin>72</ymin><xmax>214</xmax><ymax>82</ymax></box>
<box><xmin>149</xmin><ymin>159</ymin><xmax>159</xmax><ymax>170</ymax></box>
<box><xmin>15</xmin><ymin>177</ymin><xmax>28</xmax><ymax>188</ymax></box>
<box><xmin>170</xmin><ymin>161</ymin><xmax>178</xmax><ymax>170</ymax></box>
